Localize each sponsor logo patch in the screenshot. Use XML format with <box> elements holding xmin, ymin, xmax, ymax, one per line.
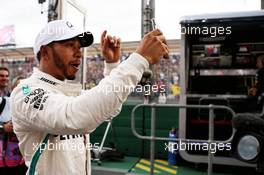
<box><xmin>39</xmin><ymin>77</ymin><xmax>58</xmax><ymax>86</ymax></box>
<box><xmin>22</xmin><ymin>85</ymin><xmax>31</xmax><ymax>95</ymax></box>
<box><xmin>24</xmin><ymin>88</ymin><xmax>49</xmax><ymax>110</ymax></box>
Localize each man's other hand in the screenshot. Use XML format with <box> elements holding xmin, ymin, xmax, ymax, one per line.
<box><xmin>136</xmin><ymin>29</ymin><xmax>169</xmax><ymax>64</ymax></box>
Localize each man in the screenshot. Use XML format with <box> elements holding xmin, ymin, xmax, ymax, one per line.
<box><xmin>0</xmin><ymin>67</ymin><xmax>10</xmax><ymax>97</ymax></box>
<box><xmin>10</xmin><ymin>20</ymin><xmax>169</xmax><ymax>175</ymax></box>
<box><xmin>0</xmin><ymin>67</ymin><xmax>12</xmax><ymax>142</ymax></box>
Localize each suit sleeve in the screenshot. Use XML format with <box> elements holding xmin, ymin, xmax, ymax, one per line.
<box><xmin>103</xmin><ymin>61</ymin><xmax>120</xmax><ymax>77</ymax></box>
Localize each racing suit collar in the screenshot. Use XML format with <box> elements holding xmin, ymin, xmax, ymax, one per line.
<box><xmin>32</xmin><ymin>68</ymin><xmax>82</xmax><ymax>96</ymax></box>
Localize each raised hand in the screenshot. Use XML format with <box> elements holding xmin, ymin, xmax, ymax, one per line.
<box><xmin>136</xmin><ymin>29</ymin><xmax>169</xmax><ymax>64</ymax></box>
<box><xmin>100</xmin><ymin>30</ymin><xmax>121</xmax><ymax>63</ymax></box>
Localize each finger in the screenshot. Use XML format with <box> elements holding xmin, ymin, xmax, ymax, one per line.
<box><xmin>149</xmin><ymin>29</ymin><xmax>163</xmax><ymax>36</ymax></box>
<box><xmin>162</xmin><ymin>43</ymin><xmax>170</xmax><ymax>59</ymax></box>
<box><xmin>100</xmin><ymin>30</ymin><xmax>107</xmax><ymax>46</ymax></box>
<box><xmin>159</xmin><ymin>36</ymin><xmax>169</xmax><ymax>57</ymax></box>
<box><xmin>163</xmin><ymin>37</ymin><xmax>168</xmax><ymax>46</ymax></box>
<box><xmin>115</xmin><ymin>38</ymin><xmax>121</xmax><ymax>48</ymax></box>
<box><xmin>112</xmin><ymin>36</ymin><xmax>121</xmax><ymax>47</ymax></box>
<box><xmin>157</xmin><ymin>35</ymin><xmax>167</xmax><ymax>44</ymax></box>
<box><xmin>164</xmin><ymin>53</ymin><xmax>169</xmax><ymax>59</ymax></box>
<box><xmin>107</xmin><ymin>35</ymin><xmax>114</xmax><ymax>44</ymax></box>
<box><xmin>112</xmin><ymin>36</ymin><xmax>117</xmax><ymax>46</ymax></box>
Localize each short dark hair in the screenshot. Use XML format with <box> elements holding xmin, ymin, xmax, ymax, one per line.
<box><xmin>37</xmin><ymin>51</ymin><xmax>41</xmax><ymax>62</ymax></box>
<box><xmin>36</xmin><ymin>42</ymin><xmax>56</xmax><ymax>62</ymax></box>
<box><xmin>0</xmin><ymin>67</ymin><xmax>9</xmax><ymax>74</ymax></box>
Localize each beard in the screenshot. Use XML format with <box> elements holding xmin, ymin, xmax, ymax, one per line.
<box><xmin>52</xmin><ymin>48</ymin><xmax>76</xmax><ymax>80</ymax></box>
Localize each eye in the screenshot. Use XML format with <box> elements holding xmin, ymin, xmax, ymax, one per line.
<box><xmin>63</xmin><ymin>40</ymin><xmax>81</xmax><ymax>50</ymax></box>
<box><xmin>67</xmin><ymin>42</ymin><xmax>75</xmax><ymax>47</ymax></box>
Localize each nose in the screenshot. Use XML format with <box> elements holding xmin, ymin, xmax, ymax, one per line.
<box><xmin>74</xmin><ymin>48</ymin><xmax>82</xmax><ymax>59</ymax></box>
<box><xmin>72</xmin><ymin>41</ymin><xmax>82</xmax><ymax>59</ymax></box>
<box><xmin>74</xmin><ymin>40</ymin><xmax>82</xmax><ymax>58</ymax></box>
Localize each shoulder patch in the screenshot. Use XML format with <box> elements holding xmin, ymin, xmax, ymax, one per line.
<box><xmin>22</xmin><ymin>85</ymin><xmax>31</xmax><ymax>95</ymax></box>
<box><xmin>24</xmin><ymin>88</ymin><xmax>49</xmax><ymax>110</ymax></box>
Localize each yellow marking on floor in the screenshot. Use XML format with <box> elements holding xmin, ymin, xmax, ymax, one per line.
<box><xmin>140</xmin><ymin>159</ymin><xmax>177</xmax><ymax>174</ymax></box>
<box><xmin>155</xmin><ymin>159</ymin><xmax>178</xmax><ymax>168</ymax></box>
<box><xmin>135</xmin><ymin>163</ymin><xmax>161</xmax><ymax>173</ymax></box>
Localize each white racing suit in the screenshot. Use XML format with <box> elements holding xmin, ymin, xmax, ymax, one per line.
<box><xmin>10</xmin><ymin>53</ymin><xmax>148</xmax><ymax>175</ymax></box>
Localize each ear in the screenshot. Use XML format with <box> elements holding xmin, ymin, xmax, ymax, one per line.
<box><xmin>40</xmin><ymin>45</ymin><xmax>52</xmax><ymax>60</ymax></box>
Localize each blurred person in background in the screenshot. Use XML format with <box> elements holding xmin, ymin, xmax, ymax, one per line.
<box><xmin>249</xmin><ymin>54</ymin><xmax>264</xmax><ymax>111</ymax></box>
<box><xmin>0</xmin><ymin>76</ymin><xmax>27</xmax><ymax>175</ymax></box>
<box><xmin>249</xmin><ymin>54</ymin><xmax>264</xmax><ymax>97</ymax></box>
<box><xmin>0</xmin><ymin>67</ymin><xmax>10</xmax><ymax>97</ymax></box>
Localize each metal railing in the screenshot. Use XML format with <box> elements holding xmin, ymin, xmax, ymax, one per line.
<box><xmin>131</xmin><ymin>103</ymin><xmax>236</xmax><ymax>175</ymax></box>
